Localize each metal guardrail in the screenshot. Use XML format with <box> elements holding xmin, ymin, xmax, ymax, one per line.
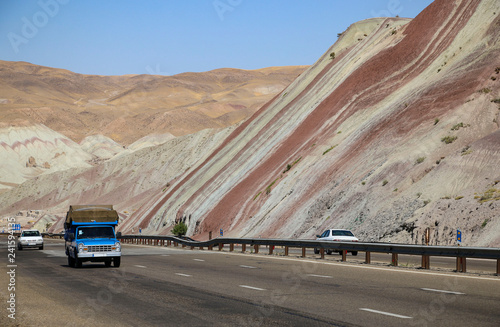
<box><xmin>3</xmin><ymin>232</ymin><xmax>498</xmax><ymax>274</ymax></box>
<box><xmin>118</xmin><ymin>234</ymin><xmax>500</xmax><ymax>275</ymax></box>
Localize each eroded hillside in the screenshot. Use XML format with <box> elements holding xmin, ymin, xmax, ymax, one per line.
<box><xmin>128</xmin><ymin>0</ymin><xmax>500</xmax><ymax>246</ymax></box>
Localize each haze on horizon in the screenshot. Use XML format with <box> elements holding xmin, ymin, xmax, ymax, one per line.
<box><xmin>0</xmin><ymin>0</ymin><xmax>433</xmax><ymax>76</ymax></box>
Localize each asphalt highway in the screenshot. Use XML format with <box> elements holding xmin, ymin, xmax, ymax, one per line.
<box><xmin>1</xmin><ymin>238</ymin><xmax>499</xmax><ymax>326</ymax></box>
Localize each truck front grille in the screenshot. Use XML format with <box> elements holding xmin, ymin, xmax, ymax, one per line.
<box><xmin>88</xmin><ymin>245</ymin><xmax>112</xmax><ymax>252</ymax></box>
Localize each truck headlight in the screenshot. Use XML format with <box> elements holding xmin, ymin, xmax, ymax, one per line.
<box><xmin>78</xmin><ymin>243</ymin><xmax>84</xmax><ymax>253</ymax></box>
<box><xmin>113</xmin><ymin>242</ymin><xmax>121</xmax><ymax>252</ymax></box>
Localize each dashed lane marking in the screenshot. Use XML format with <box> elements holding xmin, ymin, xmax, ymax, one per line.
<box><xmin>360</xmin><ymin>308</ymin><xmax>412</xmax><ymax>319</ymax></box>
<box><xmin>421</xmin><ymin>288</ymin><xmax>465</xmax><ymax>295</ymax></box>
<box><xmin>239</xmin><ymin>285</ymin><xmax>266</xmax><ymax>291</ymax></box>
<box><xmin>175</xmin><ymin>273</ymin><xmax>192</xmax><ymax>277</ymax></box>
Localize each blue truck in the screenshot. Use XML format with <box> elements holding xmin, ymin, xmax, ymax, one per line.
<box><xmin>64</xmin><ymin>205</ymin><xmax>121</xmax><ymax>268</ymax></box>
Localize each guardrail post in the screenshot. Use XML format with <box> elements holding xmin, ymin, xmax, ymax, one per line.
<box><xmin>269</xmin><ymin>245</ymin><xmax>274</xmax><ymax>255</ymax></box>
<box><xmin>392</xmin><ymin>253</ymin><xmax>398</xmax><ymax>266</ymax></box>
<box><xmin>320</xmin><ymin>248</ymin><xmax>325</xmax><ymax>259</ymax></box>
<box><xmin>208</xmin><ymin>244</ymin><xmax>213</xmax><ymax>250</ymax></box>
<box><xmin>230</xmin><ymin>244</ymin><xmax>234</xmax><ymax>252</ymax></box>
<box><xmin>497</xmin><ymin>259</ymin><xmax>500</xmax><ymax>276</ymax></box>
<box><xmin>341</xmin><ymin>250</ymin><xmax>347</xmax><ymax>262</ymax></box>
<box><xmin>219</xmin><ymin>243</ymin><xmax>224</xmax><ymax>251</ymax></box>
<box><xmin>456</xmin><ymin>257</ymin><xmax>466</xmax><ymax>272</ymax></box>
<box><xmin>254</xmin><ymin>244</ymin><xmax>259</xmax><ymax>254</ymax></box>
<box><xmin>365</xmin><ymin>252</ymin><xmax>371</xmax><ymax>264</ymax></box>
<box><xmin>182</xmin><ymin>243</ymin><xmax>186</xmax><ymax>248</ymax></box>
<box><xmin>199</xmin><ymin>246</ymin><xmax>203</xmax><ymax>250</ymax></box>
<box><xmin>191</xmin><ymin>246</ymin><xmax>194</xmax><ymax>250</ymax></box>
<box><xmin>421</xmin><ymin>255</ymin><xmax>430</xmax><ymax>269</ymax></box>
<box><xmin>284</xmin><ymin>246</ymin><xmax>289</xmax><ymax>256</ymax></box>
<box><xmin>301</xmin><ymin>247</ymin><xmax>306</xmax><ymax>258</ymax></box>
<box><xmin>241</xmin><ymin>244</ymin><xmax>246</xmax><ymax>253</ymax></box>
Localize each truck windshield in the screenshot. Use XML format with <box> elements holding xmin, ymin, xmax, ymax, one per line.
<box><xmin>77</xmin><ymin>227</ymin><xmax>114</xmax><ymax>239</ymax></box>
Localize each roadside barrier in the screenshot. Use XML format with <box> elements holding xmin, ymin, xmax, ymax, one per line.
<box><xmin>117</xmin><ymin>234</ymin><xmax>500</xmax><ymax>275</ymax></box>
<box><xmin>4</xmin><ymin>232</ymin><xmax>497</xmax><ymax>275</ymax></box>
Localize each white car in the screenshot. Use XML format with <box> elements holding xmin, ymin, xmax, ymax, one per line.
<box><xmin>314</xmin><ymin>229</ymin><xmax>359</xmax><ymax>255</ymax></box>
<box><xmin>17</xmin><ymin>229</ymin><xmax>44</xmax><ymax>250</ymax></box>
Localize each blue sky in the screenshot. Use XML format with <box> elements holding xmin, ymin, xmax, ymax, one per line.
<box><xmin>0</xmin><ymin>0</ymin><xmax>434</xmax><ymax>76</ymax></box>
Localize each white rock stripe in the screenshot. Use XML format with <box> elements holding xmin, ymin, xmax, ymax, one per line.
<box><xmin>193</xmin><ymin>259</ymin><xmax>205</xmax><ymax>262</ymax></box>
<box><xmin>360</xmin><ymin>308</ymin><xmax>412</xmax><ymax>319</ymax></box>
<box><xmin>134</xmin><ymin>265</ymin><xmax>147</xmax><ymax>268</ymax></box>
<box><xmin>421</xmin><ymin>288</ymin><xmax>465</xmax><ymax>295</ymax></box>
<box><xmin>175</xmin><ymin>273</ymin><xmax>192</xmax><ymax>277</ymax></box>
<box><xmin>239</xmin><ymin>265</ymin><xmax>257</xmax><ymax>269</ymax></box>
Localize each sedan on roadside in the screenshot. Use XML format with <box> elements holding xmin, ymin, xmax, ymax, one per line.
<box><xmin>314</xmin><ymin>229</ymin><xmax>359</xmax><ymax>255</ymax></box>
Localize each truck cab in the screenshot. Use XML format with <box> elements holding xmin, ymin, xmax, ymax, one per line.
<box><xmin>64</xmin><ymin>205</ymin><xmax>121</xmax><ymax>268</ymax></box>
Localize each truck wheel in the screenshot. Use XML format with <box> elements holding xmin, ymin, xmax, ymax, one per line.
<box><xmin>18</xmin><ymin>244</ymin><xmax>23</xmax><ymax>250</ymax></box>
<box><xmin>104</xmin><ymin>260</ymin><xmax>112</xmax><ymax>267</ymax></box>
<box><xmin>314</xmin><ymin>248</ymin><xmax>319</xmax><ymax>254</ymax></box>
<box><xmin>68</xmin><ymin>255</ymin><xmax>75</xmax><ymax>267</ymax></box>
<box><xmin>113</xmin><ymin>257</ymin><xmax>121</xmax><ymax>267</ymax></box>
<box><xmin>75</xmin><ymin>257</ymin><xmax>82</xmax><ymax>268</ymax></box>
<box><xmin>351</xmin><ymin>251</ymin><xmax>358</xmax><ymax>256</ymax></box>
<box><xmin>327</xmin><ymin>250</ymin><xmax>333</xmax><ymax>255</ymax></box>
<box><xmin>39</xmin><ymin>245</ymin><xmax>44</xmax><ymax>250</ymax></box>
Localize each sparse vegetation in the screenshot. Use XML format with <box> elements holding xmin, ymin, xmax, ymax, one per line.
<box><xmin>323</xmin><ymin>145</ymin><xmax>337</xmax><ymax>155</ymax></box>
<box><xmin>361</xmin><ymin>181</ymin><xmax>366</xmax><ymax>185</ymax></box>
<box><xmin>451</xmin><ymin>122</ymin><xmax>469</xmax><ymax>130</ymax></box>
<box><xmin>382</xmin><ymin>180</ymin><xmax>388</xmax><ymax>186</ymax></box>
<box><xmin>423</xmin><ymin>199</ymin><xmax>431</xmax><ymax>206</ymax></box>
<box><xmin>415</xmin><ymin>157</ymin><xmax>426</xmax><ymax>165</ymax></box>
<box><xmin>171</xmin><ymin>222</ymin><xmax>187</xmax><ymax>237</ymax></box>
<box><xmin>329</xmin><ymin>52</ymin><xmax>336</xmax><ymax>59</ymax></box>
<box><xmin>253</xmin><ymin>192</ymin><xmax>262</xmax><ymax>201</ymax></box>
<box><xmin>475</xmin><ymin>187</ymin><xmax>500</xmax><ymax>203</ymax></box>
<box><xmin>461</xmin><ymin>145</ymin><xmax>472</xmax><ymax>156</ymax></box>
<box><xmin>455</xmin><ymin>196</ymin><xmax>464</xmax><ymax>200</ymax></box>
<box><xmin>416</xmin><ymin>192</ymin><xmax>422</xmax><ymax>198</ymax></box>
<box><xmin>478</xmin><ymin>87</ymin><xmax>491</xmax><ymax>94</ymax></box>
<box><xmin>441</xmin><ymin>136</ymin><xmax>457</xmax><ymax>144</ymax></box>
<box><xmin>434</xmin><ymin>118</ymin><xmax>440</xmax><ymax>125</ymax></box>
<box><xmin>481</xmin><ymin>219</ymin><xmax>490</xmax><ymax>228</ymax></box>
<box><xmin>283</xmin><ymin>157</ymin><xmax>302</xmax><ymax>173</ymax></box>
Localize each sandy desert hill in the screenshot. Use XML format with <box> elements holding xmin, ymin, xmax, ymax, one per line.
<box><xmin>0</xmin><ymin>61</ymin><xmax>306</xmax><ymax>144</ymax></box>
<box><xmin>1</xmin><ymin>0</ymin><xmax>499</xmax><ymax>248</ymax></box>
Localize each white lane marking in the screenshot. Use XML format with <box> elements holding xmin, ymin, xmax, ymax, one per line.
<box><xmin>421</xmin><ymin>288</ymin><xmax>465</xmax><ymax>295</ymax></box>
<box><xmin>307</xmin><ymin>274</ymin><xmax>333</xmax><ymax>278</ymax></box>
<box><xmin>193</xmin><ymin>259</ymin><xmax>205</xmax><ymax>262</ymax></box>
<box><xmin>134</xmin><ymin>265</ymin><xmax>147</xmax><ymax>268</ymax></box>
<box><xmin>239</xmin><ymin>265</ymin><xmax>257</xmax><ymax>269</ymax></box>
<box><xmin>161</xmin><ymin>254</ymin><xmax>170</xmax><ymax>257</ymax></box>
<box><xmin>239</xmin><ymin>285</ymin><xmax>266</xmax><ymax>291</ymax></box>
<box><xmin>175</xmin><ymin>273</ymin><xmax>192</xmax><ymax>277</ymax></box>
<box><xmin>214</xmin><ymin>251</ymin><xmax>500</xmax><ymax>281</ymax></box>
<box><xmin>360</xmin><ymin>308</ymin><xmax>412</xmax><ymax>319</ymax></box>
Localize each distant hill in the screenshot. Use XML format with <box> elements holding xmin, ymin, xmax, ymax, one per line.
<box><xmin>0</xmin><ymin>61</ymin><xmax>306</xmax><ymax>145</ymax></box>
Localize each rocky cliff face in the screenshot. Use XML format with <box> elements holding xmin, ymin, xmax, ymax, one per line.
<box><xmin>1</xmin><ymin>0</ymin><xmax>499</xmax><ymax>247</ymax></box>
<box><xmin>129</xmin><ymin>0</ymin><xmax>500</xmax><ymax>246</ymax></box>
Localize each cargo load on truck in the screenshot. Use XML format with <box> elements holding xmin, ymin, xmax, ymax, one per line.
<box><xmin>65</xmin><ymin>205</ymin><xmax>119</xmax><ymax>227</ymax></box>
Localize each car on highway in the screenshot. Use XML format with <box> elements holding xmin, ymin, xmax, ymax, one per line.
<box><xmin>17</xmin><ymin>229</ymin><xmax>44</xmax><ymax>250</ymax></box>
<box><xmin>314</xmin><ymin>229</ymin><xmax>358</xmax><ymax>256</ymax></box>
